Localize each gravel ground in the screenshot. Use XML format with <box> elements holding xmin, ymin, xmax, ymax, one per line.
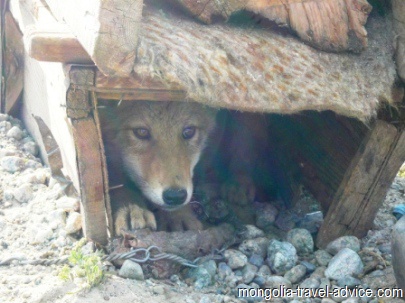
<box><xmin>0</xmin><ymin>113</ymin><xmax>404</xmax><ymax>303</ymax></box>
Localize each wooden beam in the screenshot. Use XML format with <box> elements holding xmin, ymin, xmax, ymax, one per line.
<box><xmin>316</xmin><ymin>121</ymin><xmax>405</xmax><ymax>248</ymax></box>
<box><xmin>44</xmin><ymin>0</ymin><xmax>143</xmax><ymax>77</ymax></box>
<box><xmin>4</xmin><ymin>12</ymin><xmax>24</xmax><ymax>114</ymax></box>
<box><xmin>71</xmin><ymin>117</ymin><xmax>109</xmax><ymax>245</ymax></box>
<box><xmin>25</xmin><ymin>25</ymin><xmax>91</xmax><ymax>63</ymax></box>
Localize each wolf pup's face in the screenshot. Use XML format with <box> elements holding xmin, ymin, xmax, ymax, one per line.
<box><xmin>114</xmin><ymin>101</ymin><xmax>217</xmax><ymax>211</ymax></box>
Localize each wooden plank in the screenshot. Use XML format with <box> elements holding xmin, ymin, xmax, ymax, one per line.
<box><xmin>44</xmin><ymin>0</ymin><xmax>143</xmax><ymax>77</ymax></box>
<box><xmin>316</xmin><ymin>121</ymin><xmax>405</xmax><ymax>247</ymax></box>
<box><xmin>71</xmin><ymin>117</ymin><xmax>108</xmax><ymax>245</ymax></box>
<box><xmin>25</xmin><ymin>24</ymin><xmax>91</xmax><ymax>63</ymax></box>
<box><xmin>172</xmin><ymin>0</ymin><xmax>371</xmax><ymax>52</ymax></box>
<box><xmin>4</xmin><ymin>12</ymin><xmax>24</xmax><ymax>114</ymax></box>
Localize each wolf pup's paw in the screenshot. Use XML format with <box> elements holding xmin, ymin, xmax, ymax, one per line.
<box><xmin>114</xmin><ymin>204</ymin><xmax>157</xmax><ymax>236</ymax></box>
<box><xmin>156</xmin><ymin>204</ymin><xmax>203</xmax><ymax>232</ymax></box>
<box><xmin>221</xmin><ymin>175</ymin><xmax>256</xmax><ymax>206</ymax></box>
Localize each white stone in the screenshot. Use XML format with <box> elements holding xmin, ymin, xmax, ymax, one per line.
<box><xmin>6</xmin><ymin>126</ymin><xmax>24</xmax><ymax>140</ymax></box>
<box><xmin>65</xmin><ymin>212</ymin><xmax>82</xmax><ymax>234</ymax></box>
<box><xmin>13</xmin><ymin>184</ymin><xmax>34</xmax><ymax>203</ymax></box>
<box><xmin>56</xmin><ymin>196</ymin><xmax>80</xmax><ymax>212</ymax></box>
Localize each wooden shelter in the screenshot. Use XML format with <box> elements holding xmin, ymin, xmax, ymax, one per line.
<box><xmin>2</xmin><ymin>0</ymin><xmax>405</xmax><ymax>249</ymax></box>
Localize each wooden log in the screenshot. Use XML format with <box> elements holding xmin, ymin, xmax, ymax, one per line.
<box><xmin>4</xmin><ymin>12</ymin><xmax>24</xmax><ymax>114</ymax></box>
<box><xmin>25</xmin><ymin>25</ymin><xmax>91</xmax><ymax>63</ymax></box>
<box><xmin>68</xmin><ymin>67</ymin><xmax>110</xmax><ymax>245</ymax></box>
<box><xmin>171</xmin><ymin>0</ymin><xmax>372</xmax><ymax>52</ymax></box>
<box><xmin>317</xmin><ymin>121</ymin><xmax>405</xmax><ymax>248</ymax></box>
<box><xmin>71</xmin><ymin>118</ymin><xmax>109</xmax><ymax>245</ymax></box>
<box><xmin>44</xmin><ymin>0</ymin><xmax>143</xmax><ymax>77</ymax></box>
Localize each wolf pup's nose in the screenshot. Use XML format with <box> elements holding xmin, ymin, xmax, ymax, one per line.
<box><xmin>163</xmin><ymin>188</ymin><xmax>188</xmax><ymax>206</ymax></box>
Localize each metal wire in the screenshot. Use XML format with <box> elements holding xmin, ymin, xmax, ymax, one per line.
<box><xmin>0</xmin><ymin>245</ymin><xmax>197</xmax><ymax>268</ymax></box>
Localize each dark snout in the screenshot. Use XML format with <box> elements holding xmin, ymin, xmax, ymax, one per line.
<box><xmin>163</xmin><ymin>188</ymin><xmax>188</xmax><ymax>206</ymax></box>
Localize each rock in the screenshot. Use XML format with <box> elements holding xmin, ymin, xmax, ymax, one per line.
<box><xmin>201</xmin><ymin>260</ymin><xmax>217</xmax><ymax>277</ymax></box>
<box><xmin>300</xmin><ymin>277</ymin><xmax>320</xmax><ymax>289</ymax></box>
<box><xmin>13</xmin><ymin>184</ymin><xmax>34</xmax><ymax>203</ymax></box>
<box><xmin>47</xmin><ymin>209</ymin><xmax>66</xmax><ymax>230</ymax></box>
<box><xmin>264</xmin><ymin>276</ymin><xmax>292</xmax><ymax>289</ymax></box>
<box><xmin>1</xmin><ymin>156</ymin><xmax>25</xmax><ymax>173</ymax></box>
<box><xmin>187</xmin><ymin>267</ymin><xmax>213</xmax><ymax>289</ymax></box>
<box><xmin>32</xmin><ymin>227</ymin><xmax>54</xmax><ymax>244</ymax></box>
<box><xmin>217</xmin><ymin>262</ymin><xmax>232</xmax><ymax>280</ymax></box>
<box><xmin>65</xmin><ymin>212</ymin><xmax>82</xmax><ymax>234</ymax></box>
<box><xmin>119</xmin><ymin>260</ymin><xmax>144</xmax><ymax>280</ymax></box>
<box><xmin>342</xmin><ymin>298</ymin><xmax>360</xmax><ymax>303</ymax></box>
<box><xmin>242</xmin><ymin>263</ymin><xmax>258</xmax><ymax>284</ymax></box>
<box><xmin>326</xmin><ymin>236</ymin><xmax>361</xmax><ymax>255</ymax></box>
<box><xmin>0</xmin><ymin>121</ymin><xmax>12</xmax><ymax>132</ymax></box>
<box><xmin>255</xmin><ymin>203</ymin><xmax>278</xmax><ymax>229</ymax></box>
<box><xmin>321</xmin><ymin>299</ymin><xmax>336</xmax><ymax>303</ymax></box>
<box><xmin>310</xmin><ymin>266</ymin><xmax>326</xmax><ymax>279</ymax></box>
<box><xmin>267</xmin><ymin>239</ymin><xmax>298</xmax><ymax>275</ymax></box>
<box><xmin>25</xmin><ymin>159</ymin><xmax>42</xmax><ymax>169</ymax></box>
<box><xmin>337</xmin><ymin>276</ymin><xmax>362</xmax><ymax>288</ymax></box>
<box><xmin>22</xmin><ymin>169</ymin><xmax>49</xmax><ymax>185</ymax></box>
<box><xmin>248</xmin><ymin>254</ymin><xmax>264</xmax><ymax>268</ymax></box>
<box><xmin>55</xmin><ymin>196</ymin><xmax>80</xmax><ymax>212</ymax></box>
<box><xmin>6</xmin><ymin>126</ymin><xmax>24</xmax><ymax>140</ymax></box>
<box><xmin>300</xmin><ymin>261</ymin><xmax>317</xmax><ymax>274</ymax></box>
<box><xmin>275</xmin><ymin>210</ymin><xmax>296</xmax><ymax>231</ymax></box>
<box><xmin>284</xmin><ymin>264</ymin><xmax>307</xmax><ymax>284</ymax></box>
<box><xmin>152</xmin><ymin>285</ymin><xmax>166</xmax><ymax>295</ymax></box>
<box><xmin>296</xmin><ymin>211</ymin><xmax>324</xmax><ymax>234</ymax></box>
<box><xmin>238</xmin><ymin>237</ymin><xmax>268</xmax><ymax>258</ymax></box>
<box><xmin>315</xmin><ymin>250</ymin><xmax>333</xmax><ymax>266</ymax></box>
<box><xmin>241</xmin><ymin>225</ymin><xmax>265</xmax><ymax>239</ymax></box>
<box><xmin>22</xmin><ymin>141</ymin><xmax>39</xmax><ymax>157</ymax></box>
<box><xmin>224</xmin><ymin>249</ymin><xmax>248</xmax><ymax>269</ymax></box>
<box><xmin>319</xmin><ymin>277</ymin><xmax>331</xmax><ymax>290</ymax></box>
<box><xmin>0</xmin><ymin>149</ymin><xmax>17</xmax><ymax>158</ymax></box>
<box><xmin>257</xmin><ymin>265</ymin><xmax>271</xmax><ymax>277</ymax></box>
<box><xmin>252</xmin><ymin>276</ymin><xmax>266</xmax><ymax>287</ymax></box>
<box><xmin>325</xmin><ymin>248</ymin><xmax>364</xmax><ymax>280</ymax></box>
<box><xmin>286</xmin><ymin>228</ymin><xmax>314</xmax><ymax>255</ymax></box>
<box><xmin>0</xmin><ymin>114</ymin><xmax>8</xmax><ymax>121</ymax></box>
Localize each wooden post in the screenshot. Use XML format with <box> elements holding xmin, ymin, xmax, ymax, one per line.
<box><xmin>68</xmin><ymin>67</ymin><xmax>109</xmax><ymax>245</ymax></box>
<box><xmin>317</xmin><ymin>120</ymin><xmax>405</xmax><ymax>248</ymax></box>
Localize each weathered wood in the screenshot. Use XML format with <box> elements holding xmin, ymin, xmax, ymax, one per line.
<box><xmin>71</xmin><ymin>117</ymin><xmax>108</xmax><ymax>245</ymax></box>
<box><xmin>95</xmin><ymin>72</ymin><xmax>187</xmax><ymax>101</ymax></box>
<box><xmin>0</xmin><ymin>1</ymin><xmax>3</xmax><ymax>112</ymax></box>
<box><xmin>44</xmin><ymin>0</ymin><xmax>143</xmax><ymax>77</ymax></box>
<box><xmin>25</xmin><ymin>25</ymin><xmax>91</xmax><ymax>63</ymax></box>
<box><xmin>4</xmin><ymin>12</ymin><xmax>24</xmax><ymax>114</ymax></box>
<box><xmin>172</xmin><ymin>0</ymin><xmax>371</xmax><ymax>52</ymax></box>
<box><xmin>317</xmin><ymin>121</ymin><xmax>405</xmax><ymax>248</ymax></box>
<box><xmin>393</xmin><ymin>0</ymin><xmax>405</xmax><ymax>83</ymax></box>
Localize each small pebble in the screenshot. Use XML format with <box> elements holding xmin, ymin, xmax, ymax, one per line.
<box><xmin>32</xmin><ymin>227</ymin><xmax>53</xmax><ymax>244</ymax></box>
<box><xmin>286</xmin><ymin>228</ymin><xmax>314</xmax><ymax>255</ymax></box>
<box><xmin>300</xmin><ymin>277</ymin><xmax>320</xmax><ymax>289</ymax></box>
<box><xmin>315</xmin><ymin>250</ymin><xmax>333</xmax><ymax>266</ymax></box>
<box><xmin>241</xmin><ymin>225</ymin><xmax>265</xmax><ymax>239</ymax></box>
<box><xmin>255</xmin><ymin>203</ymin><xmax>278</xmax><ymax>229</ymax></box>
<box><xmin>55</xmin><ymin>196</ymin><xmax>80</xmax><ymax>212</ymax></box>
<box><xmin>22</xmin><ymin>141</ymin><xmax>39</xmax><ymax>157</ymax></box>
<box><xmin>0</xmin><ymin>113</ymin><xmax>8</xmax><ymax>121</ymax></box>
<box><xmin>187</xmin><ymin>267</ymin><xmax>213</xmax><ymax>289</ymax></box>
<box><xmin>284</xmin><ymin>264</ymin><xmax>307</xmax><ymax>284</ymax></box>
<box><xmin>201</xmin><ymin>260</ymin><xmax>217</xmax><ymax>278</ymax></box>
<box><xmin>264</xmin><ymin>276</ymin><xmax>292</xmax><ymax>288</ymax></box>
<box><xmin>257</xmin><ymin>265</ymin><xmax>271</xmax><ymax>276</ymax></box>
<box><xmin>224</xmin><ymin>249</ymin><xmax>248</xmax><ymax>269</ymax></box>
<box><xmin>242</xmin><ymin>263</ymin><xmax>258</xmax><ymax>284</ymax></box>
<box><xmin>300</xmin><ymin>261</ymin><xmax>317</xmax><ymax>274</ymax></box>
<box><xmin>326</xmin><ymin>236</ymin><xmax>361</xmax><ymax>255</ymax></box>
<box><xmin>238</xmin><ymin>237</ymin><xmax>268</xmax><ymax>258</ymax></box>
<box><xmin>325</xmin><ymin>248</ymin><xmax>364</xmax><ymax>280</ymax></box>
<box><xmin>0</xmin><ymin>121</ymin><xmax>12</xmax><ymax>132</ymax></box>
<box><xmin>65</xmin><ymin>212</ymin><xmax>82</xmax><ymax>234</ymax></box>
<box><xmin>6</xmin><ymin>126</ymin><xmax>24</xmax><ymax>140</ymax></box>
<box><xmin>13</xmin><ymin>184</ymin><xmax>34</xmax><ymax>203</ymax></box>
<box><xmin>267</xmin><ymin>239</ymin><xmax>298</xmax><ymax>275</ymax></box>
<box><xmin>119</xmin><ymin>260</ymin><xmax>144</xmax><ymax>280</ymax></box>
<box><xmin>337</xmin><ymin>276</ymin><xmax>362</xmax><ymax>288</ymax></box>
<box><xmin>152</xmin><ymin>285</ymin><xmax>166</xmax><ymax>295</ymax></box>
<box><xmin>1</xmin><ymin>156</ymin><xmax>25</xmax><ymax>173</ymax></box>
<box><xmin>217</xmin><ymin>262</ymin><xmax>232</xmax><ymax>280</ymax></box>
<box><xmin>248</xmin><ymin>254</ymin><xmax>264</xmax><ymax>268</ymax></box>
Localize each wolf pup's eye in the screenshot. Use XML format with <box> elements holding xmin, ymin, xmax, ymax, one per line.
<box><xmin>182</xmin><ymin>126</ymin><xmax>196</xmax><ymax>140</ymax></box>
<box><xmin>133</xmin><ymin>128</ymin><xmax>151</xmax><ymax>140</ymax></box>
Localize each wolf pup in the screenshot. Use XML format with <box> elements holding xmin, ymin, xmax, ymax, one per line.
<box><xmin>99</xmin><ymin>101</ymin><xmax>217</xmax><ymax>235</ymax></box>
